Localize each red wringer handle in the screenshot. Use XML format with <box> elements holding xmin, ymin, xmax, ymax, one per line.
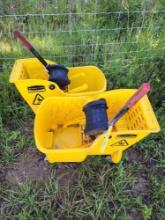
<box><xmin>126</xmin><ymin>83</ymin><xmax>151</xmax><ymax>109</ymax></box>
<box><xmin>14</xmin><ymin>30</ymin><xmax>32</xmax><ymax>49</ymax></box>
<box><xmin>14</xmin><ymin>30</ymin><xmax>48</xmax><ymax>67</ymax></box>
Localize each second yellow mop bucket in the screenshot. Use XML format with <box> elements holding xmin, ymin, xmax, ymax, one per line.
<box><xmin>9</xmin><ymin>58</ymin><xmax>106</xmax><ymax>113</ymax></box>
<box><xmin>34</xmin><ymin>89</ymin><xmax>160</xmax><ymax>163</ymax></box>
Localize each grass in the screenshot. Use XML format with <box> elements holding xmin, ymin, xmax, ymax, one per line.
<box><xmin>0</xmin><ymin>1</ymin><xmax>165</xmax><ymax>219</ymax></box>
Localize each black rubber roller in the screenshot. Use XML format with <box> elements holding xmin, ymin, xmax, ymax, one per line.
<box><xmin>83</xmin><ymin>98</ymin><xmax>109</xmax><ymax>136</ymax></box>
<box><xmin>46</xmin><ymin>64</ymin><xmax>70</xmax><ymax>90</ymax></box>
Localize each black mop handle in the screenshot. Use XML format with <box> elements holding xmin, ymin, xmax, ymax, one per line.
<box><xmin>14</xmin><ymin>30</ymin><xmax>48</xmax><ymax>68</ymax></box>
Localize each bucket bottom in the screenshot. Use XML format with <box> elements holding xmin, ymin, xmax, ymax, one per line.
<box><xmin>50</xmin><ymin>124</ymin><xmax>91</xmax><ymax>150</ymax></box>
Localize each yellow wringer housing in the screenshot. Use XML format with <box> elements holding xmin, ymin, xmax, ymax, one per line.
<box><xmin>9</xmin><ymin>31</ymin><xmax>106</xmax><ymax>113</ymax></box>
<box><xmin>34</xmin><ymin>84</ymin><xmax>160</xmax><ymax>163</ymax></box>
<box><xmin>9</xmin><ymin>58</ymin><xmax>106</xmax><ymax>113</ymax></box>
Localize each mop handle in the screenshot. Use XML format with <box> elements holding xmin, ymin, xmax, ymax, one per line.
<box><xmin>14</xmin><ymin>30</ymin><xmax>48</xmax><ymax>67</ymax></box>
<box><xmin>101</xmin><ymin>83</ymin><xmax>151</xmax><ymax>153</ymax></box>
<box><xmin>109</xmin><ymin>83</ymin><xmax>151</xmax><ymax>127</ymax></box>
<box><xmin>125</xmin><ymin>83</ymin><xmax>151</xmax><ymax>108</ymax></box>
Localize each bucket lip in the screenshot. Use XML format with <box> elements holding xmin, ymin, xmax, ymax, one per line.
<box><xmin>9</xmin><ymin>58</ymin><xmax>107</xmax><ymax>92</ymax></box>
<box><xmin>83</xmin><ymin>98</ymin><xmax>107</xmax><ymax>111</ymax></box>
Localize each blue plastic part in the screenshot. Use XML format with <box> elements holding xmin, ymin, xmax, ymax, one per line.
<box><xmin>83</xmin><ymin>98</ymin><xmax>108</xmax><ymax>135</ymax></box>
<box><xmin>47</xmin><ymin>64</ymin><xmax>70</xmax><ymax>89</ymax></box>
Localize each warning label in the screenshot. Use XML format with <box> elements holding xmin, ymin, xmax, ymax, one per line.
<box><xmin>28</xmin><ymin>85</ymin><xmax>45</xmax><ymax>93</ymax></box>
<box><xmin>110</xmin><ymin>139</ymin><xmax>128</xmax><ymax>146</ymax></box>
<box><xmin>32</xmin><ymin>94</ymin><xmax>44</xmax><ymax>105</ymax></box>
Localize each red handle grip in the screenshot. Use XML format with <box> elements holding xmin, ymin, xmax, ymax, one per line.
<box><xmin>14</xmin><ymin>31</ymin><xmax>32</xmax><ymax>50</ymax></box>
<box><xmin>126</xmin><ymin>83</ymin><xmax>151</xmax><ymax>108</ymax></box>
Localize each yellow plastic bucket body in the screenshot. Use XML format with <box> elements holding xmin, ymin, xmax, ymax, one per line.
<box><xmin>9</xmin><ymin>58</ymin><xmax>106</xmax><ymax>113</ymax></box>
<box><xmin>34</xmin><ymin>89</ymin><xmax>160</xmax><ymax>163</ymax></box>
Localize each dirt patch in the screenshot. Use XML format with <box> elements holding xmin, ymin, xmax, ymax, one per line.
<box><xmin>56</xmin><ymin>167</ymin><xmax>77</xmax><ymax>189</ymax></box>
<box><xmin>55</xmin><ymin>163</ymin><xmax>78</xmax><ymax>189</ymax></box>
<box><xmin>126</xmin><ymin>147</ymin><xmax>143</xmax><ymax>162</ymax></box>
<box><xmin>127</xmin><ymin>208</ymin><xmax>142</xmax><ymax>220</ymax></box>
<box><xmin>5</xmin><ymin>149</ymin><xmax>78</xmax><ymax>188</ymax></box>
<box><xmin>0</xmin><ymin>165</ymin><xmax>6</xmax><ymax>184</ymax></box>
<box><xmin>131</xmin><ymin>176</ymin><xmax>150</xmax><ymax>202</ymax></box>
<box><xmin>145</xmin><ymin>157</ymin><xmax>157</xmax><ymax>169</ymax></box>
<box><xmin>5</xmin><ymin>149</ymin><xmax>51</xmax><ymax>185</ymax></box>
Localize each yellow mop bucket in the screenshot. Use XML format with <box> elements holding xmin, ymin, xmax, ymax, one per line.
<box><xmin>34</xmin><ymin>89</ymin><xmax>160</xmax><ymax>163</ymax></box>
<box><xmin>9</xmin><ymin>58</ymin><xmax>106</xmax><ymax>113</ymax></box>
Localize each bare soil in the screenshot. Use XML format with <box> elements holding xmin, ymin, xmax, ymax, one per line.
<box><xmin>56</xmin><ymin>164</ymin><xmax>78</xmax><ymax>189</ymax></box>
<box><xmin>126</xmin><ymin>147</ymin><xmax>143</xmax><ymax>162</ymax></box>
<box><xmin>131</xmin><ymin>175</ymin><xmax>151</xmax><ymax>204</ymax></box>
<box><xmin>5</xmin><ymin>149</ymin><xmax>51</xmax><ymax>185</ymax></box>
<box><xmin>5</xmin><ymin>149</ymin><xmax>78</xmax><ymax>189</ymax></box>
<box><xmin>127</xmin><ymin>208</ymin><xmax>142</xmax><ymax>220</ymax></box>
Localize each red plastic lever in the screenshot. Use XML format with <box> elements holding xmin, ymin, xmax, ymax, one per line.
<box><xmin>126</xmin><ymin>83</ymin><xmax>151</xmax><ymax>108</ymax></box>
<box><xmin>14</xmin><ymin>31</ymin><xmax>32</xmax><ymax>50</ymax></box>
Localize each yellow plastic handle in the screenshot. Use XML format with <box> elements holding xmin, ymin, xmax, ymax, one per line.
<box><xmin>101</xmin><ymin>126</ymin><xmax>112</xmax><ymax>153</ymax></box>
